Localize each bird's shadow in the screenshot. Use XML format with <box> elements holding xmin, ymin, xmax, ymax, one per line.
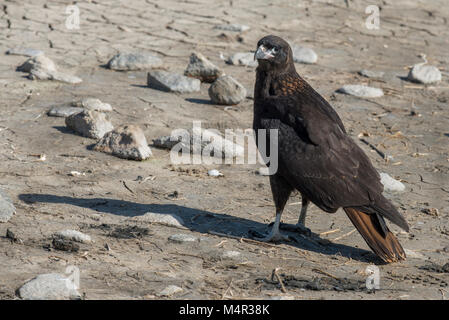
<box><xmin>18</xmin><ymin>193</ymin><xmax>382</xmax><ymax>264</ymax></box>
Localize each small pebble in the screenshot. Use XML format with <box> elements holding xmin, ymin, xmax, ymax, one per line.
<box><xmin>168</xmin><ymin>234</ymin><xmax>197</xmax><ymax>243</ymax></box>
<box><xmin>65</xmin><ymin>110</ymin><xmax>114</xmax><ymax>139</ymax></box>
<box><xmin>130</xmin><ymin>212</ymin><xmax>184</xmax><ymax>228</ymax></box>
<box><xmin>407</xmin><ymin>64</ymin><xmax>441</xmax><ymax>84</ymax></box>
<box><xmin>93</xmin><ymin>124</ymin><xmax>152</xmax><ymax>160</ymax></box>
<box><xmin>208</xmin><ymin>75</ymin><xmax>247</xmax><ymax>105</ymax></box>
<box><xmin>358</xmin><ymin>69</ymin><xmax>385</xmax><ymax>78</ymax></box>
<box><xmin>214</xmin><ymin>24</ymin><xmax>250</xmax><ymax>32</ymax></box>
<box><xmin>147</xmin><ymin>70</ymin><xmax>201</xmax><ymax>93</ymax></box>
<box><xmin>291</xmin><ymin>45</ymin><xmax>318</xmax><ymax>64</ymax></box>
<box><xmin>337</xmin><ymin>85</ymin><xmax>384</xmax><ymax>98</ymax></box>
<box><xmin>184</xmin><ymin>52</ymin><xmax>224</xmax><ymax>83</ymax></box>
<box><xmin>0</xmin><ymin>189</ymin><xmax>15</xmax><ymax>223</ymax></box>
<box><xmin>226</xmin><ymin>52</ymin><xmax>258</xmax><ymax>67</ymax></box>
<box><xmin>48</xmin><ymin>105</ymin><xmax>83</xmax><ymax>117</ymax></box>
<box><xmin>207</xmin><ymin>169</ymin><xmax>223</xmax><ymax>177</ymax></box>
<box><xmin>107</xmin><ymin>52</ymin><xmax>162</xmax><ymax>71</ymax></box>
<box><xmin>18</xmin><ymin>273</ymin><xmax>81</xmax><ymax>300</ymax></box>
<box><xmin>53</xmin><ymin>230</ymin><xmax>91</xmax><ymax>243</ymax></box>
<box><xmin>380</xmin><ymin>172</ymin><xmax>405</xmax><ymax>193</ymax></box>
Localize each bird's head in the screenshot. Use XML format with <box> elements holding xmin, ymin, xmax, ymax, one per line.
<box><xmin>255</xmin><ymin>35</ymin><xmax>293</xmax><ymax>72</ymax></box>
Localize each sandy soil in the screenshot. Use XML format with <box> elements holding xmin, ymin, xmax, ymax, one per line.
<box><xmin>0</xmin><ymin>0</ymin><xmax>448</xmax><ymax>300</ymax></box>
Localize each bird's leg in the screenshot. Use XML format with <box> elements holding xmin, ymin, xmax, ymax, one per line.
<box><xmin>279</xmin><ymin>196</ymin><xmax>311</xmax><ymax>236</ymax></box>
<box><xmin>251</xmin><ymin>174</ymin><xmax>292</xmax><ymax>242</ymax></box>
<box><xmin>253</xmin><ymin>210</ymin><xmax>290</xmax><ymax>242</ymax></box>
<box><xmin>297</xmin><ymin>197</ymin><xmax>309</xmax><ymax>226</ymax></box>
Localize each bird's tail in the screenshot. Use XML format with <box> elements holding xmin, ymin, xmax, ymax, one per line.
<box><xmin>343</xmin><ymin>207</ymin><xmax>406</xmax><ymax>263</ymax></box>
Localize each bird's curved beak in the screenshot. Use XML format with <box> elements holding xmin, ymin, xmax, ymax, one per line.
<box><xmin>254</xmin><ymin>45</ymin><xmax>274</xmax><ymax>60</ymax></box>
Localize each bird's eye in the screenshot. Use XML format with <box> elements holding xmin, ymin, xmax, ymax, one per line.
<box><xmin>271</xmin><ymin>47</ymin><xmax>278</xmax><ymax>54</ymax></box>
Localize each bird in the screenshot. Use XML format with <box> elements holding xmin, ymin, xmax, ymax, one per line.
<box><xmin>252</xmin><ymin>35</ymin><xmax>409</xmax><ymax>263</ymax></box>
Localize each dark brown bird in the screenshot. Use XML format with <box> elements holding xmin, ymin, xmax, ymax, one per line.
<box><xmin>253</xmin><ymin>35</ymin><xmax>409</xmax><ymax>263</ymax></box>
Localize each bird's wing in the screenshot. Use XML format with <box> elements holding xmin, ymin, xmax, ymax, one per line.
<box><xmin>257</xmin><ymin>94</ymin><xmax>408</xmax><ymax>230</ymax></box>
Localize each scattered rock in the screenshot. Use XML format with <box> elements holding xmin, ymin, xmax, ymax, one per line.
<box><xmin>291</xmin><ymin>45</ymin><xmax>318</xmax><ymax>64</ymax></box>
<box><xmin>48</xmin><ymin>105</ymin><xmax>83</xmax><ymax>117</ymax></box>
<box><xmin>93</xmin><ymin>125</ymin><xmax>152</xmax><ymax>160</ymax></box>
<box><xmin>65</xmin><ymin>110</ymin><xmax>114</xmax><ymax>139</ymax></box>
<box><xmin>74</xmin><ymin>98</ymin><xmax>113</xmax><ymax>112</ymax></box>
<box><xmin>18</xmin><ymin>273</ymin><xmax>81</xmax><ymax>300</ymax></box>
<box><xmin>222</xmin><ymin>250</ymin><xmax>241</xmax><ymax>259</ymax></box>
<box><xmin>380</xmin><ymin>172</ymin><xmax>405</xmax><ymax>193</ymax></box>
<box><xmin>214</xmin><ymin>24</ymin><xmax>250</xmax><ymax>32</ymax></box>
<box><xmin>130</xmin><ymin>212</ymin><xmax>185</xmax><ymax>228</ymax></box>
<box><xmin>53</xmin><ymin>230</ymin><xmax>91</xmax><ymax>243</ymax></box>
<box><xmin>208</xmin><ymin>169</ymin><xmax>223</xmax><ymax>177</ymax></box>
<box><xmin>0</xmin><ymin>189</ymin><xmax>15</xmax><ymax>223</ymax></box>
<box><xmin>184</xmin><ymin>52</ymin><xmax>224</xmax><ymax>83</ymax></box>
<box><xmin>6</xmin><ymin>47</ymin><xmax>43</xmax><ymax>57</ymax></box>
<box><xmin>153</xmin><ymin>127</ymin><xmax>244</xmax><ymax>158</ymax></box>
<box><xmin>337</xmin><ymin>85</ymin><xmax>384</xmax><ymax>98</ymax></box>
<box><xmin>52</xmin><ymin>238</ymin><xmax>80</xmax><ymax>252</ymax></box>
<box><xmin>358</xmin><ymin>69</ymin><xmax>385</xmax><ymax>78</ymax></box>
<box><xmin>226</xmin><ymin>52</ymin><xmax>258</xmax><ymax>67</ymax></box>
<box><xmin>208</xmin><ymin>75</ymin><xmax>247</xmax><ymax>105</ymax></box>
<box><xmin>107</xmin><ymin>52</ymin><xmax>163</xmax><ymax>71</ymax></box>
<box><xmin>168</xmin><ymin>234</ymin><xmax>197</xmax><ymax>243</ymax></box>
<box><xmin>157</xmin><ymin>285</ymin><xmax>183</xmax><ymax>297</ymax></box>
<box><xmin>17</xmin><ymin>55</ymin><xmax>82</xmax><ymax>84</ymax></box>
<box><xmin>407</xmin><ymin>64</ymin><xmax>442</xmax><ymax>84</ymax></box>
<box><xmin>147</xmin><ymin>70</ymin><xmax>201</xmax><ymax>93</ymax></box>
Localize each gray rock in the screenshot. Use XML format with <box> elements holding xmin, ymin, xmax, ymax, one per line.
<box><xmin>17</xmin><ymin>55</ymin><xmax>82</xmax><ymax>84</ymax></box>
<box><xmin>153</xmin><ymin>127</ymin><xmax>244</xmax><ymax>158</ymax></box>
<box><xmin>358</xmin><ymin>69</ymin><xmax>385</xmax><ymax>78</ymax></box>
<box><xmin>291</xmin><ymin>45</ymin><xmax>318</xmax><ymax>64</ymax></box>
<box><xmin>214</xmin><ymin>24</ymin><xmax>250</xmax><ymax>32</ymax></box>
<box><xmin>337</xmin><ymin>85</ymin><xmax>384</xmax><ymax>98</ymax></box>
<box><xmin>226</xmin><ymin>52</ymin><xmax>258</xmax><ymax>67</ymax></box>
<box><xmin>0</xmin><ymin>190</ymin><xmax>15</xmax><ymax>223</ymax></box>
<box><xmin>65</xmin><ymin>110</ymin><xmax>114</xmax><ymax>139</ymax></box>
<box><xmin>130</xmin><ymin>212</ymin><xmax>185</xmax><ymax>228</ymax></box>
<box><xmin>407</xmin><ymin>64</ymin><xmax>442</xmax><ymax>84</ymax></box>
<box><xmin>380</xmin><ymin>172</ymin><xmax>405</xmax><ymax>193</ymax></box>
<box><xmin>107</xmin><ymin>52</ymin><xmax>163</xmax><ymax>71</ymax></box>
<box><xmin>52</xmin><ymin>238</ymin><xmax>80</xmax><ymax>252</ymax></box>
<box><xmin>48</xmin><ymin>105</ymin><xmax>83</xmax><ymax>117</ymax></box>
<box><xmin>184</xmin><ymin>52</ymin><xmax>224</xmax><ymax>83</ymax></box>
<box><xmin>75</xmin><ymin>98</ymin><xmax>113</xmax><ymax>112</ymax></box>
<box><xmin>157</xmin><ymin>285</ymin><xmax>183</xmax><ymax>297</ymax></box>
<box><xmin>147</xmin><ymin>70</ymin><xmax>201</xmax><ymax>93</ymax></box>
<box><xmin>18</xmin><ymin>273</ymin><xmax>81</xmax><ymax>300</ymax></box>
<box><xmin>404</xmin><ymin>248</ymin><xmax>425</xmax><ymax>259</ymax></box>
<box><xmin>53</xmin><ymin>230</ymin><xmax>91</xmax><ymax>243</ymax></box>
<box><xmin>93</xmin><ymin>124</ymin><xmax>152</xmax><ymax>160</ymax></box>
<box><xmin>222</xmin><ymin>250</ymin><xmax>241</xmax><ymax>259</ymax></box>
<box><xmin>208</xmin><ymin>75</ymin><xmax>247</xmax><ymax>105</ymax></box>
<box><xmin>168</xmin><ymin>234</ymin><xmax>197</xmax><ymax>243</ymax></box>
<box><xmin>207</xmin><ymin>169</ymin><xmax>223</xmax><ymax>177</ymax></box>
<box><xmin>6</xmin><ymin>47</ymin><xmax>44</xmax><ymax>57</ymax></box>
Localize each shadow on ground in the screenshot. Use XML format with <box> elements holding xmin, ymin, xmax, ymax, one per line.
<box><xmin>19</xmin><ymin>193</ymin><xmax>379</xmax><ymax>263</ymax></box>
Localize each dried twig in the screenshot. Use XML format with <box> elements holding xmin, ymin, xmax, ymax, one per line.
<box><xmin>332</xmin><ymin>229</ymin><xmax>357</xmax><ymax>241</ymax></box>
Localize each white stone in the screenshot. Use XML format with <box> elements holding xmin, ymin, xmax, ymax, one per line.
<box><xmin>168</xmin><ymin>234</ymin><xmax>197</xmax><ymax>243</ymax></box>
<box><xmin>108</xmin><ymin>52</ymin><xmax>163</xmax><ymax>71</ymax></box>
<box><xmin>337</xmin><ymin>85</ymin><xmax>384</xmax><ymax>98</ymax></box>
<box><xmin>208</xmin><ymin>169</ymin><xmax>223</xmax><ymax>177</ymax></box>
<box><xmin>222</xmin><ymin>250</ymin><xmax>241</xmax><ymax>259</ymax></box>
<box><xmin>226</xmin><ymin>52</ymin><xmax>258</xmax><ymax>67</ymax></box>
<box><xmin>214</xmin><ymin>24</ymin><xmax>250</xmax><ymax>32</ymax></box>
<box><xmin>131</xmin><ymin>212</ymin><xmax>184</xmax><ymax>228</ymax></box>
<box><xmin>404</xmin><ymin>248</ymin><xmax>425</xmax><ymax>259</ymax></box>
<box><xmin>0</xmin><ymin>190</ymin><xmax>15</xmax><ymax>223</ymax></box>
<box><xmin>408</xmin><ymin>64</ymin><xmax>441</xmax><ymax>84</ymax></box>
<box><xmin>380</xmin><ymin>172</ymin><xmax>405</xmax><ymax>193</ymax></box>
<box><xmin>291</xmin><ymin>45</ymin><xmax>318</xmax><ymax>64</ymax></box>
<box><xmin>18</xmin><ymin>273</ymin><xmax>81</xmax><ymax>300</ymax></box>
<box><xmin>53</xmin><ymin>230</ymin><xmax>91</xmax><ymax>243</ymax></box>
